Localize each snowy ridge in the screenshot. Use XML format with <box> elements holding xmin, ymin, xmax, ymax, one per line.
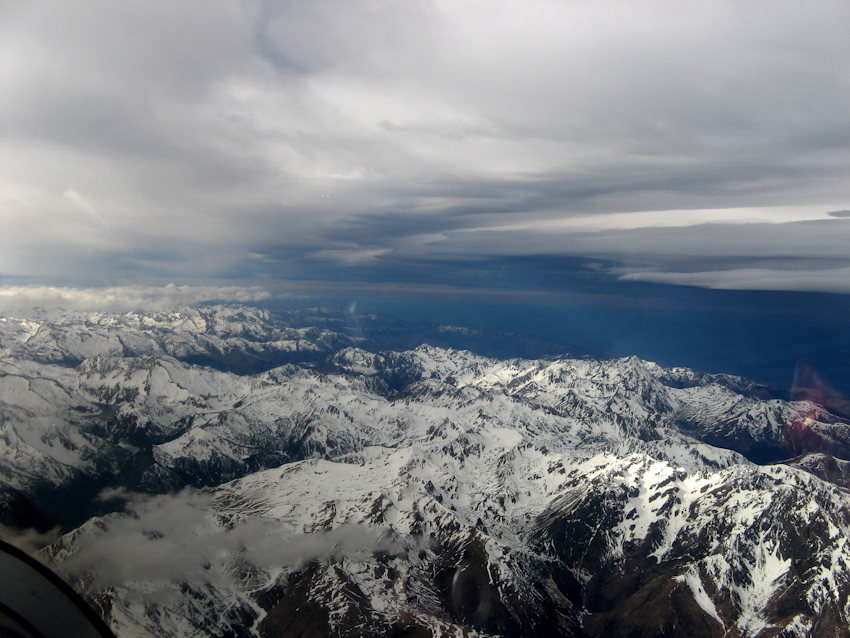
<box><xmin>530</xmin><ymin>456</ymin><xmax>850</xmax><ymax>634</ymax></box>
<box><xmin>0</xmin><ymin>305</ymin><xmax>848</xmax><ymax>636</ymax></box>
<box><xmin>0</xmin><ymin>305</ymin><xmax>361</xmax><ymax>372</ymax></box>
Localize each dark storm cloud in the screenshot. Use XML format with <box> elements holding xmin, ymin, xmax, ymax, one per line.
<box><xmin>1</xmin><ymin>0</ymin><xmax>849</xmax><ymax>293</ymax></box>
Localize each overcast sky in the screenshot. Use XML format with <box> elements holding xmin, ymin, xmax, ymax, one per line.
<box><xmin>1</xmin><ymin>0</ymin><xmax>849</xmax><ymax>295</ymax></box>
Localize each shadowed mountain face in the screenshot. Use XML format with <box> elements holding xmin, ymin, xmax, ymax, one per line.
<box><xmin>1</xmin><ymin>304</ymin><xmax>850</xmax><ymax>637</ymax></box>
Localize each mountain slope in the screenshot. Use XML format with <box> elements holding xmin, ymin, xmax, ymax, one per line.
<box><xmin>0</xmin><ymin>304</ymin><xmax>848</xmax><ymax>637</ymax></box>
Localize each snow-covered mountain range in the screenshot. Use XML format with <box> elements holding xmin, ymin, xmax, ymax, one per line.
<box><xmin>1</xmin><ymin>304</ymin><xmax>849</xmax><ymax>637</ymax></box>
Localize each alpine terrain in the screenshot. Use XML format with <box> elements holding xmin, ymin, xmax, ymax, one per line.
<box><xmin>1</xmin><ymin>304</ymin><xmax>849</xmax><ymax>637</ymax></box>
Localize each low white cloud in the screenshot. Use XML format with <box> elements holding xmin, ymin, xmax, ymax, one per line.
<box><xmin>0</xmin><ymin>524</ymin><xmax>61</xmax><ymax>554</ymax></box>
<box><xmin>53</xmin><ymin>489</ymin><xmax>394</xmax><ymax>590</ymax></box>
<box><xmin>0</xmin><ymin>284</ymin><xmax>273</xmax><ymax>313</ymax></box>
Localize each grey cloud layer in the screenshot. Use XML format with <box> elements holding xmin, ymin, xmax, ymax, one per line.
<box><xmin>1</xmin><ymin>1</ymin><xmax>849</xmax><ymax>292</ymax></box>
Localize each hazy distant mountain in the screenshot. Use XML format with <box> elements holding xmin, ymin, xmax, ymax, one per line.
<box><xmin>2</xmin><ymin>304</ymin><xmax>849</xmax><ymax>637</ymax></box>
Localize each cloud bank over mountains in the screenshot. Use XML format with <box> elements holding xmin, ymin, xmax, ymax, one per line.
<box><xmin>61</xmin><ymin>489</ymin><xmax>392</xmax><ymax>590</ymax></box>
<box><xmin>0</xmin><ymin>284</ymin><xmax>274</xmax><ymax>312</ymax></box>
<box><xmin>1</xmin><ymin>1</ymin><xmax>849</xmax><ymax>294</ymax></box>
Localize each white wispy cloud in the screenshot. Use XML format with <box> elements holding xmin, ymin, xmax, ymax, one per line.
<box><xmin>460</xmin><ymin>206</ymin><xmax>841</xmax><ymax>234</ymax></box>
<box><xmin>313</xmin><ymin>247</ymin><xmax>391</xmax><ymax>265</ymax></box>
<box><xmin>62</xmin><ymin>189</ymin><xmax>103</xmax><ymax>224</ymax></box>
<box><xmin>617</xmin><ymin>267</ymin><xmax>850</xmax><ymax>294</ymax></box>
<box><xmin>0</xmin><ymin>524</ymin><xmax>61</xmax><ymax>554</ymax></box>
